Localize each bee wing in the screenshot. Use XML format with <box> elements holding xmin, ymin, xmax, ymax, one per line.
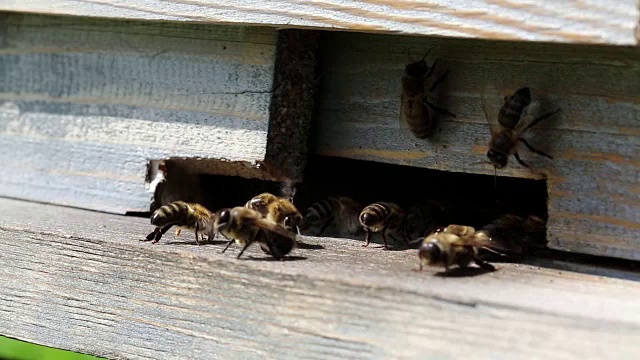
<box><xmin>480</xmin><ymin>86</ymin><xmax>504</xmax><ymax>138</ymax></box>
<box><xmin>512</xmin><ymin>101</ymin><xmax>542</xmax><ymax>137</ymax></box>
<box><xmin>448</xmin><ymin>232</ymin><xmax>502</xmax><ymax>251</ymax></box>
<box><xmin>248</xmin><ymin>217</ymin><xmax>297</xmax><ymax>240</ymax></box>
<box><xmin>398</xmin><ymin>91</ymin><xmax>419</xmax><ymax>139</ymax></box>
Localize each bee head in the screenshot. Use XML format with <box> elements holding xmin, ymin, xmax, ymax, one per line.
<box><xmin>487</xmin><ymin>148</ymin><xmax>508</xmax><ymax>169</ymax></box>
<box><xmin>216</xmin><ymin>209</ymin><xmax>232</xmax><ymax>229</ymax></box>
<box><xmin>418</xmin><ymin>240</ymin><xmax>443</xmax><ymax>265</ymax></box>
<box><xmin>284</xmin><ymin>213</ymin><xmax>303</xmax><ymax>233</ymax></box>
<box><xmin>405</xmin><ymin>59</ymin><xmax>428</xmax><ymax>78</ymax></box>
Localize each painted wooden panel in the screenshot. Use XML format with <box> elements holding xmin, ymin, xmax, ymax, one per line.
<box><xmin>0</xmin><ymin>14</ymin><xmax>277</xmax><ymax>213</ymax></box>
<box><xmin>1</xmin><ymin>1</ymin><xmax>638</xmax><ymax>45</ymax></box>
<box><xmin>2</xmin><ymin>198</ymin><xmax>640</xmax><ymax>359</ymax></box>
<box><xmin>312</xmin><ymin>32</ymin><xmax>640</xmax><ymax>260</ymax></box>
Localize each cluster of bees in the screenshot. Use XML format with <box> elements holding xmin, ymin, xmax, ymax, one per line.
<box><xmin>142</xmin><ymin>191</ymin><xmax>546</xmax><ymax>273</ymax></box>
<box><xmin>143</xmin><ymin>193</ymin><xmax>301</xmax><ymax>260</ymax></box>
<box><xmin>141</xmin><ymin>48</ymin><xmax>557</xmax><ymax>274</ymax></box>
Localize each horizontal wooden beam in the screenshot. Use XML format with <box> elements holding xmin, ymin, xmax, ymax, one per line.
<box><xmin>1</xmin><ymin>1</ymin><xmax>638</xmax><ymax>46</ymax></box>
<box><xmin>312</xmin><ymin>31</ymin><xmax>640</xmax><ymax>261</ymax></box>
<box><xmin>0</xmin><ymin>13</ymin><xmax>279</xmax><ymax>214</ymax></box>
<box><xmin>2</xmin><ymin>197</ymin><xmax>640</xmax><ymax>359</ymax></box>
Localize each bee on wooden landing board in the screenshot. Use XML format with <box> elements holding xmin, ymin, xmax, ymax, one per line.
<box><xmin>245</xmin><ymin>192</ymin><xmax>303</xmax><ymax>234</ymax></box>
<box><xmin>359</xmin><ymin>202</ymin><xmax>409</xmax><ymax>250</ymax></box>
<box><xmin>300</xmin><ymin>196</ymin><xmax>364</xmax><ymax>237</ymax></box>
<box><xmin>215</xmin><ymin>206</ymin><xmax>298</xmax><ymax>260</ymax></box>
<box><xmin>483</xmin><ymin>87</ymin><xmax>561</xmax><ymax>170</ymax></box>
<box><xmin>142</xmin><ymin>201</ymin><xmax>217</xmax><ymax>245</ymax></box>
<box><xmin>400</xmin><ymin>49</ymin><xmax>456</xmax><ymax>139</ymax></box>
<box><xmin>417</xmin><ymin>225</ymin><xmax>499</xmax><ymax>272</ymax></box>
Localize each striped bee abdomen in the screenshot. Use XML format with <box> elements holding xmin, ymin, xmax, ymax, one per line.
<box><xmin>150</xmin><ymin>201</ymin><xmax>190</xmax><ymax>226</ymax></box>
<box><xmin>359</xmin><ymin>203</ymin><xmax>391</xmax><ymax>227</ymax></box>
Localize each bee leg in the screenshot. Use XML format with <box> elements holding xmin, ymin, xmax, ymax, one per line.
<box><xmin>236</xmin><ymin>243</ymin><xmax>252</xmax><ymax>259</ymax></box>
<box><xmin>175</xmin><ymin>228</ymin><xmax>181</xmax><ymax>237</ymax></box>
<box><xmin>194</xmin><ymin>223</ymin><xmax>201</xmax><ymax>246</ymax></box>
<box><xmin>428</xmin><ymin>70</ymin><xmax>448</xmax><ymax>92</ymax></box>
<box><xmin>362</xmin><ymin>229</ymin><xmax>372</xmax><ymax>247</ymax></box>
<box><xmin>518</xmin><ymin>137</ymin><xmax>553</xmax><ymax>159</ymax></box>
<box><xmin>473</xmin><ymin>257</ymin><xmax>496</xmax><ymax>271</ymax></box>
<box><xmin>523</xmin><ymin>109</ymin><xmax>561</xmax><ymax>132</ymax></box>
<box><xmin>144</xmin><ymin>227</ymin><xmax>160</xmax><ymax>242</ymax></box>
<box><xmin>152</xmin><ymin>224</ymin><xmax>173</xmax><ymax>244</ymax></box>
<box><xmin>221</xmin><ymin>239</ymin><xmax>234</xmax><ymax>254</ymax></box>
<box><xmin>378</xmin><ymin>223</ymin><xmax>393</xmax><ymax>250</ymax></box>
<box><xmin>513</xmin><ymin>152</ymin><xmax>531</xmax><ymax>169</ymax></box>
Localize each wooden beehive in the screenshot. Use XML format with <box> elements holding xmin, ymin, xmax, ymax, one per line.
<box><xmin>0</xmin><ymin>1</ymin><xmax>639</xmax><ymax>359</ymax></box>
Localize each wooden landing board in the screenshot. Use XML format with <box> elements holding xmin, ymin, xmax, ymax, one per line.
<box><xmin>312</xmin><ymin>32</ymin><xmax>640</xmax><ymax>261</ymax></box>
<box><xmin>0</xmin><ymin>13</ymin><xmax>277</xmax><ymax>214</ymax></box>
<box><xmin>2</xmin><ymin>197</ymin><xmax>640</xmax><ymax>359</ymax></box>
<box><xmin>1</xmin><ymin>1</ymin><xmax>639</xmax><ymax>46</ymax></box>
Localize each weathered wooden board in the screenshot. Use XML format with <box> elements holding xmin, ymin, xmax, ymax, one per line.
<box><xmin>2</xmin><ymin>198</ymin><xmax>640</xmax><ymax>359</ymax></box>
<box><xmin>1</xmin><ymin>1</ymin><xmax>639</xmax><ymax>46</ymax></box>
<box><xmin>312</xmin><ymin>32</ymin><xmax>640</xmax><ymax>260</ymax></box>
<box><xmin>0</xmin><ymin>13</ymin><xmax>277</xmax><ymax>214</ymax></box>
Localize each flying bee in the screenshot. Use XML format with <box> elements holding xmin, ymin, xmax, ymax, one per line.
<box><xmin>400</xmin><ymin>49</ymin><xmax>456</xmax><ymax>139</ymax></box>
<box><xmin>483</xmin><ymin>87</ymin><xmax>561</xmax><ymax>170</ymax></box>
<box><xmin>245</xmin><ymin>192</ymin><xmax>303</xmax><ymax>234</ymax></box>
<box><xmin>300</xmin><ymin>196</ymin><xmax>363</xmax><ymax>237</ymax></box>
<box><xmin>359</xmin><ymin>202</ymin><xmax>409</xmax><ymax>250</ymax></box>
<box><xmin>417</xmin><ymin>226</ymin><xmax>497</xmax><ymax>272</ymax></box>
<box><xmin>215</xmin><ymin>206</ymin><xmax>297</xmax><ymax>260</ymax></box>
<box><xmin>143</xmin><ymin>201</ymin><xmax>217</xmax><ymax>245</ymax></box>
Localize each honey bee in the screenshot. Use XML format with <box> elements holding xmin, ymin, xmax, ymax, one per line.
<box><xmin>483</xmin><ymin>87</ymin><xmax>561</xmax><ymax>169</ymax></box>
<box><xmin>359</xmin><ymin>202</ymin><xmax>409</xmax><ymax>250</ymax></box>
<box><xmin>143</xmin><ymin>201</ymin><xmax>217</xmax><ymax>245</ymax></box>
<box><xmin>417</xmin><ymin>225</ymin><xmax>497</xmax><ymax>272</ymax></box>
<box><xmin>479</xmin><ymin>213</ymin><xmax>547</xmax><ymax>255</ymax></box>
<box><xmin>400</xmin><ymin>49</ymin><xmax>456</xmax><ymax>139</ymax></box>
<box><xmin>245</xmin><ymin>192</ymin><xmax>303</xmax><ymax>234</ymax></box>
<box><xmin>300</xmin><ymin>196</ymin><xmax>363</xmax><ymax>237</ymax></box>
<box><xmin>215</xmin><ymin>206</ymin><xmax>297</xmax><ymax>260</ymax></box>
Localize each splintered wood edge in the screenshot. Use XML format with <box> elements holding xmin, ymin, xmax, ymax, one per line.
<box><xmin>2</xmin><ymin>197</ymin><xmax>640</xmax><ymax>359</ymax></box>
<box><xmin>1</xmin><ymin>0</ymin><xmax>639</xmax><ymax>46</ymax></box>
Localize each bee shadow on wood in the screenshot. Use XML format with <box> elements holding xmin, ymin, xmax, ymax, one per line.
<box><xmin>165</xmin><ymin>239</ymin><xmax>230</xmax><ymax>246</ymax></box>
<box><xmin>433</xmin><ymin>267</ymin><xmax>496</xmax><ymax>278</ymax></box>
<box><xmin>296</xmin><ymin>241</ymin><xmax>325</xmax><ymax>250</ymax></box>
<box><xmin>241</xmin><ymin>255</ymin><xmax>308</xmax><ymax>262</ymax></box>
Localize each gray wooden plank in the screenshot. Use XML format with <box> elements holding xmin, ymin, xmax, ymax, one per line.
<box><xmin>312</xmin><ymin>32</ymin><xmax>640</xmax><ymax>260</ymax></box>
<box><xmin>0</xmin><ymin>1</ymin><xmax>638</xmax><ymax>45</ymax></box>
<box><xmin>0</xmin><ymin>14</ymin><xmax>278</xmax><ymax>214</ymax></box>
<box><xmin>1</xmin><ymin>197</ymin><xmax>640</xmax><ymax>359</ymax></box>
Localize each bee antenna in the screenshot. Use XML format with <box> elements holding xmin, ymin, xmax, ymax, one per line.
<box><xmin>421</xmin><ymin>49</ymin><xmax>432</xmax><ymax>61</ymax></box>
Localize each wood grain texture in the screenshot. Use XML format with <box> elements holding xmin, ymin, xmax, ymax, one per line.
<box><xmin>312</xmin><ymin>32</ymin><xmax>640</xmax><ymax>260</ymax></box>
<box><xmin>0</xmin><ymin>14</ymin><xmax>277</xmax><ymax>214</ymax></box>
<box><xmin>1</xmin><ymin>0</ymin><xmax>639</xmax><ymax>46</ymax></box>
<box><xmin>2</xmin><ymin>197</ymin><xmax>640</xmax><ymax>359</ymax></box>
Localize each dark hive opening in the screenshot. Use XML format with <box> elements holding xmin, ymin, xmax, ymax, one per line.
<box><xmin>294</xmin><ymin>155</ymin><xmax>548</xmax><ymax>238</ymax></box>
